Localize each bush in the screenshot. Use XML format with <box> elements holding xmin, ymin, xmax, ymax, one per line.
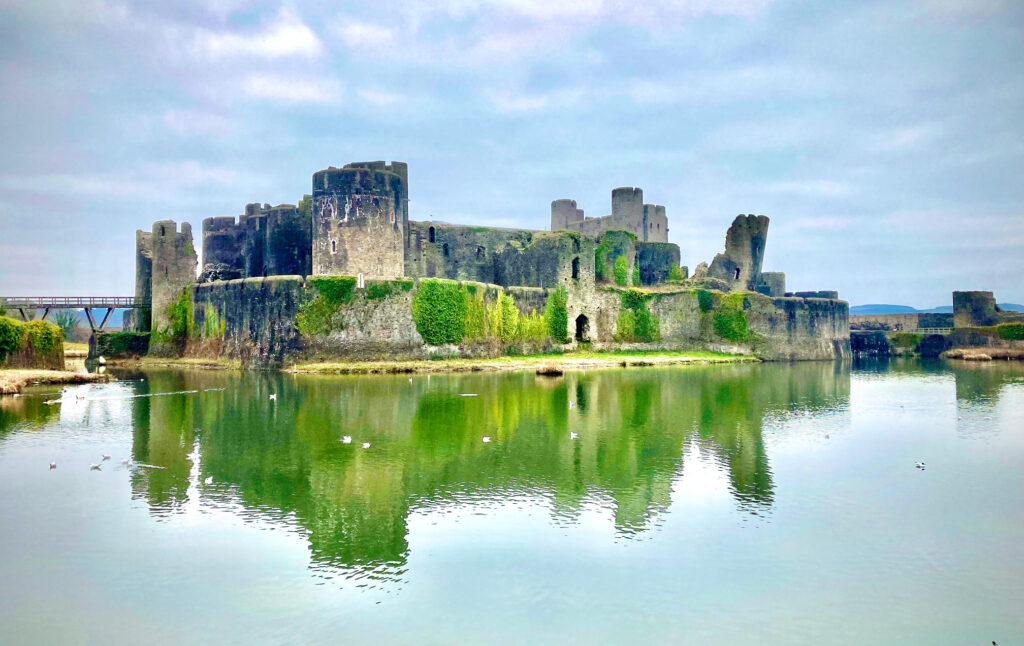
<box><xmin>621</xmin><ymin>289</ymin><xmax>647</xmax><ymax>311</ymax></box>
<box><xmin>996</xmin><ymin>323</ymin><xmax>1024</xmax><ymax>340</ymax></box>
<box><xmin>713</xmin><ymin>293</ymin><xmax>749</xmax><ymax>342</ymax></box>
<box><xmin>518</xmin><ymin>309</ymin><xmax>547</xmax><ymax>342</ymax></box>
<box><xmin>613</xmin><ymin>255</ymin><xmax>628</xmax><ymax>286</ymax></box>
<box><xmin>594</xmin><ymin>240</ymin><xmax>612</xmax><ymax>282</ymax></box>
<box><xmin>412</xmin><ymin>279</ymin><xmax>466</xmax><ymax>345</ymax></box>
<box><xmin>632</xmin><ymin>266</ymin><xmax>641</xmax><ymax>286</ymax></box>
<box><xmin>0</xmin><ymin>316</ymin><xmax>25</xmax><ymax>361</ymax></box>
<box><xmin>463</xmin><ymin>288</ymin><xmax>487</xmax><ymax>341</ymax></box>
<box><xmin>25</xmin><ymin>320</ymin><xmax>61</xmax><ymax>354</ymax></box>
<box><xmin>545</xmin><ymin>287</ymin><xmax>569</xmax><ymax>343</ymax></box>
<box><xmin>366</xmin><ymin>279</ymin><xmax>414</xmax><ymax>301</ymax></box>
<box><xmin>669</xmin><ymin>265</ymin><xmax>684</xmax><ymax>281</ymax></box>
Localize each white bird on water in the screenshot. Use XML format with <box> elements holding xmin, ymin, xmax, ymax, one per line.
<box><xmin>341</xmin><ymin>435</ymin><xmax>352</xmax><ymax>444</ymax></box>
<box><xmin>90</xmin><ymin>464</ymin><xmax>101</xmax><ymax>471</ymax></box>
<box><xmin>269</xmin><ymin>394</ymin><xmax>277</xmax><ymax>401</ymax></box>
<box><xmin>101</xmin><ymin>454</ymin><xmax>110</xmax><ymax>461</ymax></box>
<box><xmin>122</xmin><ymin>458</ymin><xmax>130</xmax><ymax>466</ymax></box>
<box><xmin>49</xmin><ymin>462</ymin><xmax>56</xmax><ymax>470</ymax></box>
<box><xmin>482</xmin><ymin>436</ymin><xmax>492</xmax><ymax>443</ymax></box>
<box><xmin>915</xmin><ymin>461</ymin><xmax>925</xmax><ymax>469</ymax></box>
<box><xmin>204</xmin><ymin>476</ymin><xmax>213</xmax><ymax>485</ymax></box>
<box><xmin>570</xmin><ymin>432</ymin><xmax>579</xmax><ymax>440</ymax></box>
<box><xmin>362</xmin><ymin>442</ymin><xmax>371</xmax><ymax>449</ymax></box>
<box><xmin>569</xmin><ymin>401</ymin><xmax>575</xmax><ymax>410</ymax></box>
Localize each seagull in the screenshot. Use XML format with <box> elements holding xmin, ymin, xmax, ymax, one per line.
<box><xmin>101</xmin><ymin>454</ymin><xmax>110</xmax><ymax>461</ymax></box>
<box><xmin>362</xmin><ymin>442</ymin><xmax>371</xmax><ymax>449</ymax></box>
<box><xmin>569</xmin><ymin>401</ymin><xmax>575</xmax><ymax>409</ymax></box>
<box><xmin>482</xmin><ymin>436</ymin><xmax>492</xmax><ymax>443</ymax></box>
<box><xmin>341</xmin><ymin>435</ymin><xmax>352</xmax><ymax>444</ymax></box>
<box><xmin>121</xmin><ymin>458</ymin><xmax>130</xmax><ymax>466</ymax></box>
<box><xmin>570</xmin><ymin>432</ymin><xmax>579</xmax><ymax>440</ymax></box>
<box><xmin>204</xmin><ymin>476</ymin><xmax>213</xmax><ymax>485</ymax></box>
<box><xmin>915</xmin><ymin>461</ymin><xmax>925</xmax><ymax>469</ymax></box>
<box><xmin>269</xmin><ymin>394</ymin><xmax>277</xmax><ymax>401</ymax></box>
<box><xmin>409</xmin><ymin>377</ymin><xmax>413</xmax><ymax>383</ymax></box>
<box><xmin>97</xmin><ymin>356</ymin><xmax>106</xmax><ymax>365</ymax></box>
<box><xmin>49</xmin><ymin>462</ymin><xmax>56</xmax><ymax>470</ymax></box>
<box><xmin>825</xmin><ymin>433</ymin><xmax>830</xmax><ymax>439</ymax></box>
<box><xmin>90</xmin><ymin>464</ymin><xmax>102</xmax><ymax>471</ymax></box>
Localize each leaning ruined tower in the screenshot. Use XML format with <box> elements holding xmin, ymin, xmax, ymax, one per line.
<box><xmin>311</xmin><ymin>161</ymin><xmax>408</xmax><ymax>278</ymax></box>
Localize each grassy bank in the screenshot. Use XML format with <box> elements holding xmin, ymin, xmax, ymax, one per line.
<box><xmin>0</xmin><ymin>369</ymin><xmax>109</xmax><ymax>394</ymax></box>
<box><xmin>106</xmin><ymin>356</ymin><xmax>243</xmax><ymax>370</ymax></box>
<box><xmin>287</xmin><ymin>350</ymin><xmax>757</xmax><ymax>375</ymax></box>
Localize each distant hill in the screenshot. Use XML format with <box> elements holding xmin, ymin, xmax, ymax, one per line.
<box><xmin>851</xmin><ymin>303</ymin><xmax>1024</xmax><ymax>315</ymax></box>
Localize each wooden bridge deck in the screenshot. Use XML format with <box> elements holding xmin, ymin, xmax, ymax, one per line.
<box><xmin>0</xmin><ymin>296</ymin><xmax>146</xmax><ymax>331</ymax></box>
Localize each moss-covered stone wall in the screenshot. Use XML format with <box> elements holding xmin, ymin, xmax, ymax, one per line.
<box><xmin>0</xmin><ymin>317</ymin><xmax>65</xmax><ymax>370</ymax></box>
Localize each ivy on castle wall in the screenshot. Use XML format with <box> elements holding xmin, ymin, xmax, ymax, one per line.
<box><xmin>366</xmin><ymin>279</ymin><xmax>415</xmax><ymax>301</ymax></box>
<box><xmin>613</xmin><ymin>255</ymin><xmax>628</xmax><ymax>287</ymax></box>
<box><xmin>296</xmin><ymin>276</ymin><xmax>357</xmax><ymax>336</ymax></box>
<box><xmin>412</xmin><ymin>279</ymin><xmax>467</xmax><ymax>345</ymax></box>
<box><xmin>151</xmin><ymin>287</ymin><xmax>193</xmax><ymax>348</ymax></box>
<box><xmin>614</xmin><ymin>288</ymin><xmax>660</xmax><ymax>343</ymax></box>
<box><xmin>712</xmin><ymin>292</ymin><xmax>750</xmax><ymax>343</ymax></box>
<box><xmin>0</xmin><ymin>316</ymin><xmax>62</xmax><ymax>363</ymax></box>
<box><xmin>545</xmin><ymin>287</ymin><xmax>569</xmax><ymax>344</ymax></box>
<box><xmin>669</xmin><ymin>265</ymin><xmax>685</xmax><ymax>281</ymax></box>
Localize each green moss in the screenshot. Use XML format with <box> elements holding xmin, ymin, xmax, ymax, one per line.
<box><xmin>996</xmin><ymin>322</ymin><xmax>1024</xmax><ymax>340</ymax></box>
<box><xmin>713</xmin><ymin>292</ymin><xmax>749</xmax><ymax>343</ymax></box>
<box><xmin>25</xmin><ymin>320</ymin><xmax>61</xmax><ymax>354</ymax></box>
<box><xmin>99</xmin><ymin>331</ymin><xmax>150</xmax><ymax>356</ymax></box>
<box><xmin>669</xmin><ymin>265</ymin><xmax>684</xmax><ymax>281</ymax></box>
<box><xmin>0</xmin><ymin>316</ymin><xmax>25</xmax><ymax>361</ymax></box>
<box><xmin>696</xmin><ymin>289</ymin><xmax>714</xmax><ymax>313</ymax></box>
<box><xmin>169</xmin><ymin>288</ymin><xmax>194</xmax><ymax>340</ymax></box>
<box><xmin>366</xmin><ymin>279</ymin><xmax>415</xmax><ymax>301</ymax></box>
<box><xmin>183</xmin><ymin>238</ymin><xmax>195</xmax><ymax>257</ymax></box>
<box><xmin>412</xmin><ymin>279</ymin><xmax>466</xmax><ymax>346</ymax></box>
<box><xmin>470</xmin><ymin>226</ymin><xmax>491</xmax><ymax>233</ymax></box>
<box><xmin>311</xmin><ymin>276</ymin><xmax>357</xmax><ymax>305</ymax></box>
<box><xmin>621</xmin><ymin>289</ymin><xmax>647</xmax><ymax>311</ymax></box>
<box><xmin>892</xmin><ymin>332</ymin><xmax>923</xmax><ymax>349</ymax></box>
<box><xmin>632</xmin><ymin>266</ymin><xmax>641</xmax><ymax>286</ymax></box>
<box><xmin>545</xmin><ymin>287</ymin><xmax>569</xmax><ymax>344</ymax></box>
<box><xmin>201</xmin><ymin>303</ymin><xmax>225</xmax><ymax>339</ymax></box>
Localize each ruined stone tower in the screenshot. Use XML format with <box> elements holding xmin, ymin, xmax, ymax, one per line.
<box><xmin>149</xmin><ymin>220</ymin><xmax>197</xmax><ymax>349</ymax></box>
<box><xmin>312</xmin><ymin>161</ymin><xmax>408</xmax><ymax>278</ymax></box>
<box><xmin>707</xmin><ymin>214</ymin><xmax>769</xmax><ymax>291</ymax></box>
<box><xmin>551</xmin><ymin>187</ymin><xmax>668</xmax><ymax>243</ymax></box>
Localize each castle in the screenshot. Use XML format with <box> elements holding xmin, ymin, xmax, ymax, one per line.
<box><xmin>127</xmin><ymin>160</ymin><xmax>849</xmax><ymax>365</ymax></box>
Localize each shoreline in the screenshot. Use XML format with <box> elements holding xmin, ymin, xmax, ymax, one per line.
<box><xmin>0</xmin><ymin>369</ymin><xmax>110</xmax><ymax>394</ymax></box>
<box><xmin>100</xmin><ymin>350</ymin><xmax>758</xmax><ymax>375</ymax></box>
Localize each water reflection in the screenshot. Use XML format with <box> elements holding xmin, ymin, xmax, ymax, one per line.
<box><xmin>121</xmin><ymin>363</ymin><xmax>850</xmax><ymax>581</ymax></box>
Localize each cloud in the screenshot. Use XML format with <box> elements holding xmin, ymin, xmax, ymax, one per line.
<box><xmin>242</xmin><ymin>75</ymin><xmax>342</xmax><ymax>104</ymax></box>
<box><xmin>762</xmin><ymin>180</ymin><xmax>854</xmax><ymax>197</ymax></box>
<box><xmin>869</xmin><ymin>123</ymin><xmax>942</xmax><ymax>151</ymax></box>
<box><xmin>357</xmin><ymin>89</ymin><xmax>402</xmax><ymax>105</ymax></box>
<box><xmin>190</xmin><ymin>9</ymin><xmax>323</xmax><ymax>61</ymax></box>
<box><xmin>330</xmin><ymin>19</ymin><xmax>395</xmax><ymax>47</ymax></box>
<box><xmin>162</xmin><ymin>109</ymin><xmax>233</xmax><ymax>137</ymax></box>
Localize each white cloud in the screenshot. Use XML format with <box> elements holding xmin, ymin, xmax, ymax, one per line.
<box><xmin>869</xmin><ymin>123</ymin><xmax>942</xmax><ymax>151</ymax></box>
<box><xmin>330</xmin><ymin>19</ymin><xmax>395</xmax><ymax>47</ymax></box>
<box><xmin>242</xmin><ymin>75</ymin><xmax>342</xmax><ymax>104</ymax></box>
<box><xmin>191</xmin><ymin>9</ymin><xmax>323</xmax><ymax>61</ymax></box>
<box><xmin>762</xmin><ymin>180</ymin><xmax>853</xmax><ymax>197</ymax></box>
<box><xmin>162</xmin><ymin>109</ymin><xmax>233</xmax><ymax>137</ymax></box>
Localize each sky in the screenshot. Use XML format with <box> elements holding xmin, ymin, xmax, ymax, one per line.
<box><xmin>0</xmin><ymin>0</ymin><xmax>1022</xmax><ymax>308</ymax></box>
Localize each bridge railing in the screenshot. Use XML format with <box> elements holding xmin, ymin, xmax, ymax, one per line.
<box><xmin>913</xmin><ymin>327</ymin><xmax>953</xmax><ymax>335</ymax></box>
<box><xmin>0</xmin><ymin>296</ymin><xmax>140</xmax><ymax>308</ymax></box>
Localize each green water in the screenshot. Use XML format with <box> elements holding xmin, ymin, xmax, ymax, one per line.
<box><xmin>1</xmin><ymin>359</ymin><xmax>1022</xmax><ymax>644</ymax></box>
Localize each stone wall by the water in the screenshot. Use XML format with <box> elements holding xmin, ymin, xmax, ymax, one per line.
<box><xmin>89</xmin><ymin>332</ymin><xmax>151</xmax><ymax>360</ymax></box>
<box><xmin>184</xmin><ymin>278</ymin><xmax>850</xmax><ymax>368</ymax></box>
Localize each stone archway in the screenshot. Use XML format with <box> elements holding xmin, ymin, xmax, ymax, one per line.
<box><xmin>575</xmin><ymin>314</ymin><xmax>590</xmax><ymax>342</ymax></box>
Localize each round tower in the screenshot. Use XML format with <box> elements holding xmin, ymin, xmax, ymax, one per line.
<box><xmin>311</xmin><ymin>162</ymin><xmax>408</xmax><ymax>278</ymax></box>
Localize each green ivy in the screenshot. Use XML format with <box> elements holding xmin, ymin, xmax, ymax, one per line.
<box><xmin>100</xmin><ymin>331</ymin><xmax>151</xmax><ymax>356</ymax></box>
<box><xmin>463</xmin><ymin>288</ymin><xmax>487</xmax><ymax>340</ymax></box>
<box><xmin>25</xmin><ymin>320</ymin><xmax>61</xmax><ymax>354</ymax></box>
<box><xmin>169</xmin><ymin>288</ymin><xmax>194</xmax><ymax>340</ymax></box>
<box><xmin>713</xmin><ymin>292</ymin><xmax>749</xmax><ymax>342</ymax></box>
<box><xmin>696</xmin><ymin>289</ymin><xmax>714</xmax><ymax>313</ymax></box>
<box><xmin>632</xmin><ymin>266</ymin><xmax>641</xmax><ymax>286</ymax></box>
<box><xmin>0</xmin><ymin>316</ymin><xmax>25</xmax><ymax>361</ymax></box>
<box><xmin>669</xmin><ymin>265</ymin><xmax>684</xmax><ymax>281</ymax></box>
<box><xmin>594</xmin><ymin>238</ymin><xmax>614</xmax><ymax>282</ymax></box>
<box><xmin>545</xmin><ymin>287</ymin><xmax>569</xmax><ymax>343</ymax></box>
<box><xmin>996</xmin><ymin>322</ymin><xmax>1024</xmax><ymax>340</ymax></box>
<box><xmin>518</xmin><ymin>309</ymin><xmax>547</xmax><ymax>342</ymax></box>
<box><xmin>366</xmin><ymin>279</ymin><xmax>415</xmax><ymax>301</ymax></box>
<box><xmin>892</xmin><ymin>332</ymin><xmax>923</xmax><ymax>349</ymax></box>
<box><xmin>310</xmin><ymin>276</ymin><xmax>357</xmax><ymax>305</ymax></box>
<box><xmin>615</xmin><ymin>289</ymin><xmax>660</xmax><ymax>342</ymax></box>
<box><xmin>412</xmin><ymin>279</ymin><xmax>466</xmax><ymax>345</ymax></box>
<box><xmin>201</xmin><ymin>303</ymin><xmax>225</xmax><ymax>339</ymax></box>
<box><xmin>613</xmin><ymin>255</ymin><xmax>628</xmax><ymax>286</ymax></box>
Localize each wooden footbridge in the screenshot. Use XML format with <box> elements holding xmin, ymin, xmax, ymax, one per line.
<box><xmin>0</xmin><ymin>296</ymin><xmax>144</xmax><ymax>331</ymax></box>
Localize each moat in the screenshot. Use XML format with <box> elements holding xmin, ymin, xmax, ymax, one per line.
<box><xmin>1</xmin><ymin>360</ymin><xmax>1022</xmax><ymax>644</ymax></box>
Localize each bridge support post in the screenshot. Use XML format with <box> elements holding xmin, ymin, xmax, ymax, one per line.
<box><xmin>98</xmin><ymin>308</ymin><xmax>113</xmax><ymax>330</ymax></box>
<box><xmin>84</xmin><ymin>308</ymin><xmax>97</xmax><ymax>332</ymax></box>
<box><xmin>41</xmin><ymin>308</ymin><xmax>51</xmax><ymax>321</ymax></box>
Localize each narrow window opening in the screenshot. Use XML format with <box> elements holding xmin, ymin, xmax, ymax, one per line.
<box><xmin>160</xmin><ymin>226</ymin><xmax>165</xmax><ymax>236</ymax></box>
<box><xmin>734</xmin><ymin>267</ymin><xmax>741</xmax><ymax>280</ymax></box>
<box><xmin>571</xmin><ymin>256</ymin><xmax>580</xmax><ymax>280</ymax></box>
<box><xmin>357</xmin><ymin>273</ymin><xmax>365</xmax><ymax>289</ymax></box>
<box><xmin>428</xmin><ymin>227</ymin><xmax>435</xmax><ymax>243</ymax></box>
<box><xmin>476</xmin><ymin>246</ymin><xmax>485</xmax><ymax>259</ymax></box>
<box><xmin>331</xmin><ymin>239</ymin><xmax>337</xmax><ymax>254</ymax></box>
<box><xmin>442</xmin><ymin>243</ymin><xmax>449</xmax><ymax>258</ymax></box>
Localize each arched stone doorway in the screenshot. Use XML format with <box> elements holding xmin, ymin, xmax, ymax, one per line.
<box><xmin>575</xmin><ymin>314</ymin><xmax>589</xmax><ymax>342</ymax></box>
